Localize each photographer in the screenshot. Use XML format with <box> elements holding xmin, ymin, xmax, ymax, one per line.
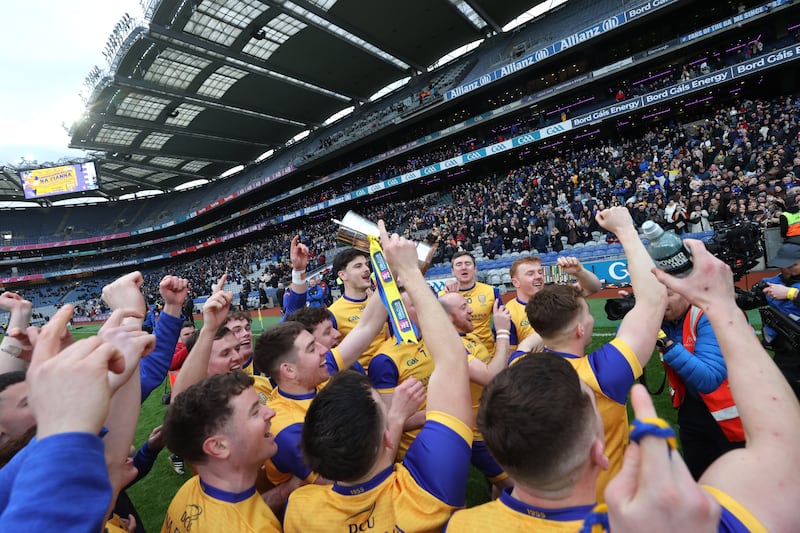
<box><xmin>736</xmin><ymin>242</ymin><xmax>800</xmax><ymax>399</ymax></box>
<box><xmin>607</xmin><ymin>287</ymin><xmax>746</xmax><ymax>481</ymax></box>
<box><xmin>656</xmin><ymin>289</ymin><xmax>745</xmax><ymax>480</ymax></box>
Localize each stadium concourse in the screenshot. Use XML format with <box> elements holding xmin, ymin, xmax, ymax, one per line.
<box><xmin>3</xmin><ymin>0</ymin><xmax>800</xmax><ymax>531</ymax></box>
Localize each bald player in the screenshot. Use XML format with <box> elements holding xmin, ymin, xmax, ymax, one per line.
<box><xmin>439</xmin><ymin>292</ymin><xmax>513</xmax><ymax>491</ymax></box>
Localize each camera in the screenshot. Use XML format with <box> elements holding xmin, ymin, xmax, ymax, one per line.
<box><xmin>704</xmin><ymin>221</ymin><xmax>763</xmax><ymax>281</ymax></box>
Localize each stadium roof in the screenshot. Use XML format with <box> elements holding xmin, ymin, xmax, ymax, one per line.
<box><xmin>11</xmin><ymin>0</ymin><xmax>535</xmax><ymax>201</ymax></box>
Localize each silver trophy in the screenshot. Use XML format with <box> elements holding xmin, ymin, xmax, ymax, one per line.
<box><xmin>334</xmin><ymin>211</ymin><xmax>434</xmax><ymax>266</ymax></box>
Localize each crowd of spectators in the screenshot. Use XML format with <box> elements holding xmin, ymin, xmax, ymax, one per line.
<box><xmin>7</xmin><ymin>92</ymin><xmax>800</xmax><ymax>319</ymax></box>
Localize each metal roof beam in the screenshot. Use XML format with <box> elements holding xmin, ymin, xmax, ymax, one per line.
<box><xmin>458</xmin><ymin>0</ymin><xmax>501</xmax><ymax>34</ymax></box>
<box><xmin>85</xmin><ymin>112</ymin><xmax>272</xmax><ymax>148</ymax></box>
<box><xmin>277</xmin><ymin>0</ymin><xmax>425</xmax><ymax>72</ymax></box>
<box><xmin>147</xmin><ymin>24</ymin><xmax>356</xmax><ymax>104</ymax></box>
<box><xmin>69</xmin><ymin>139</ymin><xmax>242</xmax><ymax>165</ymax></box>
<box><xmin>113</xmin><ymin>76</ymin><xmax>310</xmax><ymax>128</ymax></box>
<box><xmin>94</xmin><ymin>168</ymin><xmax>166</xmax><ymax>192</ymax></box>
<box><xmin>97</xmin><ymin>157</ymin><xmax>205</xmax><ymax>180</ymax></box>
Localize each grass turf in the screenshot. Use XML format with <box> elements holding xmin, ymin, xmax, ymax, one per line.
<box><xmin>67</xmin><ymin>300</ymin><xmax>762</xmax><ymax>532</ymax></box>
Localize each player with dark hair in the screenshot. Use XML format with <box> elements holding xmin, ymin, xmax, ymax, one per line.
<box><xmin>253</xmin><ymin>293</ymin><xmax>386</xmax><ymax>487</ymax></box>
<box><xmin>284</xmin><ymin>221</ymin><xmax>474</xmax><ymax>532</ymax></box>
<box><xmin>441</xmin><ymin>251</ymin><xmax>499</xmax><ymax>353</ymax></box>
<box><xmin>161</xmin><ymin>372</ymin><xmax>281</xmax><ymax>532</ymax></box>
<box><xmin>285</xmin><ymin>306</ymin><xmax>341</xmax><ymax>349</ymax></box>
<box><xmin>327</xmin><ymin>246</ymin><xmax>388</xmax><ymax>367</ymax></box>
<box><xmin>446</xmin><ymin>353</ymin><xmax>606</xmax><ymax>531</ymax></box>
<box><xmin>519</xmin><ymin>207</ymin><xmax>666</xmax><ymax>503</ymax></box>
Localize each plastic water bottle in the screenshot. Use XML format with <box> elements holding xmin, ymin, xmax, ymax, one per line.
<box><xmin>642</xmin><ymin>221</ymin><xmax>692</xmax><ymax>275</ymax></box>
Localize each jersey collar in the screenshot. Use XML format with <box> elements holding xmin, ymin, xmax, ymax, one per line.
<box><xmin>500</xmin><ymin>487</ymin><xmax>595</xmax><ymax>521</ymax></box>
<box><xmin>277</xmin><ymin>387</ymin><xmax>317</xmax><ymax>401</ymax></box>
<box><xmin>332</xmin><ymin>465</ymin><xmax>394</xmax><ymax>496</ymax></box>
<box><xmin>342</xmin><ymin>293</ymin><xmax>368</xmax><ymax>303</ymax></box>
<box><xmin>200</xmin><ymin>479</ymin><xmax>256</xmax><ymax>503</ymax></box>
<box><xmin>542</xmin><ymin>346</ymin><xmax>580</xmax><ymax>359</ymax></box>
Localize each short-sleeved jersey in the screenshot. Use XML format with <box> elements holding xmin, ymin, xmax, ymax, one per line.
<box><xmin>284</xmin><ymin>411</ymin><xmax>473</xmax><ymax>533</ymax></box>
<box><xmin>703</xmin><ymin>485</ymin><xmax>767</xmax><ymax>533</ymax></box>
<box><xmin>264</xmin><ymin>349</ymin><xmax>347</xmax><ymax>485</ymax></box>
<box><xmin>440</xmin><ymin>283</ymin><xmax>499</xmax><ymax>354</ymax></box>
<box><xmin>368</xmin><ymin>337</ymin><xmax>434</xmax><ymax>457</ymax></box>
<box><xmin>161</xmin><ymin>476</ymin><xmax>280</xmax><ymax>533</ymax></box>
<box><xmin>328</xmin><ymin>294</ymin><xmax>388</xmax><ymax>368</ymax></box>
<box><xmin>506</xmin><ymin>297</ymin><xmax>535</xmax><ymax>351</ymax></box>
<box><xmin>512</xmin><ymin>339</ymin><xmax>641</xmax><ymax>503</ymax></box>
<box><xmin>445</xmin><ymin>487</ymin><xmax>595</xmax><ymax>532</ymax></box>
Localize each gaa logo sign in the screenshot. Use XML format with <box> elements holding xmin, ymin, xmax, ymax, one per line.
<box><xmin>602</xmin><ymin>17</ymin><xmax>619</xmax><ymax>31</ymax></box>
<box><xmin>535</xmin><ymin>48</ymin><xmax>549</xmax><ymax>61</ymax></box>
<box><xmin>545</xmin><ymin>124</ymin><xmax>566</xmax><ymax>135</ymax></box>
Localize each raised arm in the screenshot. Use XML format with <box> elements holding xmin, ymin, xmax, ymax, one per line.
<box><xmin>334</xmin><ymin>294</ymin><xmax>388</xmax><ymax>370</ymax></box>
<box><xmin>653</xmin><ymin>240</ymin><xmax>800</xmax><ymax>532</ymax></box>
<box><xmin>596</xmin><ymin>207</ymin><xmax>666</xmax><ymax>366</ymax></box>
<box><xmin>468</xmin><ymin>299</ymin><xmax>511</xmax><ymax>386</ymax></box>
<box><xmin>172</xmin><ymin>275</ymin><xmax>232</xmax><ymax>398</ymax></box>
<box><xmin>139</xmin><ymin>275</ymin><xmax>188</xmax><ymax>400</ymax></box>
<box><xmin>557</xmin><ymin>256</ymin><xmax>603</xmax><ymax>297</ymax></box>
<box><xmin>380</xmin><ymin>221</ymin><xmax>472</xmax><ymax>427</ymax></box>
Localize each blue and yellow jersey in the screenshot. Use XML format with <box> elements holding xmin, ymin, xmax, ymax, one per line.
<box><xmin>439</xmin><ymin>283</ymin><xmax>499</xmax><ymax>354</ymax></box>
<box><xmin>368</xmin><ymin>337</ymin><xmax>434</xmax><ymax>458</ymax></box>
<box><xmin>284</xmin><ymin>411</ymin><xmax>473</xmax><ymax>533</ymax></box>
<box><xmin>445</xmin><ymin>487</ymin><xmax>595</xmax><ymax>532</ymax></box>
<box><xmin>512</xmin><ymin>339</ymin><xmax>641</xmax><ymax>503</ymax></box>
<box><xmin>328</xmin><ymin>294</ymin><xmax>389</xmax><ymax>368</ymax></box>
<box><xmin>252</xmin><ymin>375</ymin><xmax>273</xmax><ymax>405</ymax></box>
<box><xmin>703</xmin><ymin>485</ymin><xmax>768</xmax><ymax>533</ymax></box>
<box><xmin>161</xmin><ymin>476</ymin><xmax>280</xmax><ymax>533</ymax></box>
<box><xmin>264</xmin><ymin>349</ymin><xmax>347</xmax><ymax>485</ymax></box>
<box><xmin>505</xmin><ymin>297</ymin><xmax>535</xmax><ymax>351</ymax></box>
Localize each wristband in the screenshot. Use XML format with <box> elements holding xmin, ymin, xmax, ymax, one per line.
<box><xmin>496</xmin><ymin>334</ymin><xmax>510</xmax><ymax>341</ymax></box>
<box><xmin>495</xmin><ymin>329</ymin><xmax>510</xmax><ymax>335</ymax></box>
<box><xmin>788</xmin><ymin>287</ymin><xmax>799</xmax><ymax>301</ymax></box>
<box><xmin>292</xmin><ymin>270</ymin><xmax>306</xmax><ymax>285</ymax></box>
<box><xmin>0</xmin><ymin>343</ymin><xmax>22</xmax><ymax>357</ymax></box>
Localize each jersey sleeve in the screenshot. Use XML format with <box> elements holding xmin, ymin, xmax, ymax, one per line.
<box><xmin>367</xmin><ymin>354</ymin><xmax>399</xmax><ymax>392</ymax></box>
<box><xmin>140</xmin><ymin>311</ymin><xmax>182</xmax><ymax>401</ymax></box>
<box><xmin>402</xmin><ymin>411</ymin><xmax>473</xmax><ymax>507</ymax></box>
<box><xmin>281</xmin><ymin>289</ymin><xmax>308</xmax><ymax>321</ymax></box>
<box><xmin>508</xmin><ymin>350</ymin><xmax>527</xmax><ymax>366</ymax></box>
<box><xmin>587</xmin><ymin>338</ymin><xmax>641</xmax><ymax>404</ymax></box>
<box><xmin>270</xmin><ymin>423</ymin><xmax>316</xmax><ymax>483</ymax></box>
<box><xmin>0</xmin><ymin>433</ymin><xmax>112</xmax><ymax>533</ymax></box>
